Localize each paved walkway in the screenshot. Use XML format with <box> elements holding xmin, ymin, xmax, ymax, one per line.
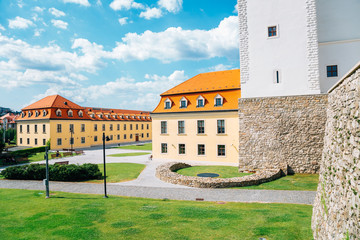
<box><xmin>0</xmin><ymin>147</ymin><xmax>316</xmax><ymax>205</ymax></box>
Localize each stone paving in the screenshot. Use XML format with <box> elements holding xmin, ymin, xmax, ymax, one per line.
<box><xmin>0</xmin><ymin>147</ymin><xmax>316</xmax><ymax>204</ymax></box>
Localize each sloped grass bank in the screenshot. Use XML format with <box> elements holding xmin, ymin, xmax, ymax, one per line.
<box><xmin>87</xmin><ymin>163</ymin><xmax>146</xmax><ymax>183</ymax></box>
<box><xmin>0</xmin><ymin>189</ymin><xmax>313</xmax><ymax>240</ymax></box>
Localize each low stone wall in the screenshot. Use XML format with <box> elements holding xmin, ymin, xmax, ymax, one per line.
<box><xmin>312</xmin><ymin>64</ymin><xmax>360</xmax><ymax>239</ymax></box>
<box><xmin>156</xmin><ymin>162</ymin><xmax>282</xmax><ymax>188</ymax></box>
<box><xmin>238</xmin><ymin>94</ymin><xmax>328</xmax><ymax>174</ymax></box>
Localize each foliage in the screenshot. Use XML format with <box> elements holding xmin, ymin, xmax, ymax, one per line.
<box><xmin>115</xmin><ymin>143</ymin><xmax>152</xmax><ymax>151</ymax></box>
<box><xmin>46</xmin><ymin>139</ymin><xmax>51</xmax><ymax>149</ymax></box>
<box><xmin>1</xmin><ymin>163</ymin><xmax>102</xmax><ymax>181</ymax></box>
<box><xmin>0</xmin><ymin>189</ymin><xmax>313</xmax><ymax>240</ymax></box>
<box><xmin>10</xmin><ymin>146</ymin><xmax>46</xmax><ymax>158</ymax></box>
<box><xmin>0</xmin><ymin>138</ymin><xmax>4</xmax><ymax>154</ymax></box>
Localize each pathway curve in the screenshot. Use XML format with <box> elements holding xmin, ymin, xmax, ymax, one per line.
<box><xmin>0</xmin><ymin>147</ymin><xmax>316</xmax><ymax>204</ymax></box>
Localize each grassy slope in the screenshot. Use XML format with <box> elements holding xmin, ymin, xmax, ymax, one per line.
<box><xmin>87</xmin><ymin>163</ymin><xmax>146</xmax><ymax>183</ymax></box>
<box><xmin>0</xmin><ymin>189</ymin><xmax>313</xmax><ymax>240</ymax></box>
<box><xmin>177</xmin><ymin>166</ymin><xmax>319</xmax><ymax>191</ymax></box>
<box><xmin>115</xmin><ymin>143</ymin><xmax>152</xmax><ymax>151</ymax></box>
<box><xmin>107</xmin><ymin>152</ymin><xmax>150</xmax><ymax>157</ymax></box>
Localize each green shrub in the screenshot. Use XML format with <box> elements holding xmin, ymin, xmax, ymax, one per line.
<box><xmin>1</xmin><ymin>164</ymin><xmax>102</xmax><ymax>181</ymax></box>
<box><xmin>10</xmin><ymin>146</ymin><xmax>46</xmax><ymax>158</ymax></box>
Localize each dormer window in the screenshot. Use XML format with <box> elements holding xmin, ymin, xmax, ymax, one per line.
<box><xmin>56</xmin><ymin>109</ymin><xmax>62</xmax><ymax>117</ymax></box>
<box><xmin>68</xmin><ymin>110</ymin><xmax>73</xmax><ymax>117</ymax></box>
<box><xmin>28</xmin><ymin>111</ymin><xmax>32</xmax><ymax>117</ymax></box>
<box><xmin>180</xmin><ymin>97</ymin><xmax>187</xmax><ymax>109</ymax></box>
<box><xmin>164</xmin><ymin>98</ymin><xmax>172</xmax><ymax>109</ymax></box>
<box><xmin>43</xmin><ymin>110</ymin><xmax>47</xmax><ymax>116</ymax></box>
<box><xmin>22</xmin><ymin>112</ymin><xmax>25</xmax><ymax>117</ymax></box>
<box><xmin>114</xmin><ymin>115</ymin><xmax>117</xmax><ymax>119</ymax></box>
<box><xmin>133</xmin><ymin>116</ymin><xmax>136</xmax><ymax>119</ymax></box>
<box><xmin>35</xmin><ymin>111</ymin><xmax>39</xmax><ymax>117</ymax></box>
<box><xmin>214</xmin><ymin>94</ymin><xmax>223</xmax><ymax>107</ymax></box>
<box><xmin>78</xmin><ymin>110</ymin><xmax>83</xmax><ymax>117</ymax></box>
<box><xmin>197</xmin><ymin>96</ymin><xmax>205</xmax><ymax>108</ymax></box>
<box><xmin>121</xmin><ymin>115</ymin><xmax>124</xmax><ymax>119</ymax></box>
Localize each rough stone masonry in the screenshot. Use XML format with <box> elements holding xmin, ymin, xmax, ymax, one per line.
<box><xmin>238</xmin><ymin>94</ymin><xmax>328</xmax><ymax>174</ymax></box>
<box><xmin>312</xmin><ymin>63</ymin><xmax>360</xmax><ymax>239</ymax></box>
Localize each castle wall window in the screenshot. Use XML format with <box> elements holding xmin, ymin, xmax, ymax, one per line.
<box><xmin>197</xmin><ymin>120</ymin><xmax>205</xmax><ymax>134</ymax></box>
<box><xmin>94</xmin><ymin>136</ymin><xmax>98</xmax><ymax>142</ymax></box>
<box><xmin>130</xmin><ymin>124</ymin><xmax>133</xmax><ymax>130</ymax></box>
<box><xmin>110</xmin><ymin>124</ymin><xmax>113</xmax><ymax>131</ymax></box>
<box><xmin>141</xmin><ymin>124</ymin><xmax>144</xmax><ymax>130</ymax></box>
<box><xmin>43</xmin><ymin>124</ymin><xmax>46</xmax><ymax>133</ymax></box>
<box><xmin>94</xmin><ymin>124</ymin><xmax>97</xmax><ymax>131</ymax></box>
<box><xmin>117</xmin><ymin>134</ymin><xmax>120</xmax><ymax>140</ymax></box>
<box><xmin>198</xmin><ymin>144</ymin><xmax>205</xmax><ymax>156</ymax></box>
<box><xmin>20</xmin><ymin>138</ymin><xmax>22</xmax><ymax>144</ymax></box>
<box><xmin>147</xmin><ymin>133</ymin><xmax>149</xmax><ymax>138</ymax></box>
<box><xmin>124</xmin><ymin>134</ymin><xmax>127</xmax><ymax>139</ymax></box>
<box><xmin>81</xmin><ymin>124</ymin><xmax>85</xmax><ymax>132</ymax></box>
<box><xmin>20</xmin><ymin>125</ymin><xmax>22</xmax><ymax>133</ymax></box>
<box><xmin>43</xmin><ymin>139</ymin><xmax>46</xmax><ymax>145</ymax></box>
<box><xmin>34</xmin><ymin>125</ymin><xmax>38</xmax><ymax>133</ymax></box>
<box><xmin>327</xmin><ymin>65</ymin><xmax>338</xmax><ymax>77</ymax></box>
<box><xmin>268</xmin><ymin>26</ymin><xmax>277</xmax><ymax>37</ymax></box>
<box><xmin>117</xmin><ymin>124</ymin><xmax>120</xmax><ymax>131</ymax></box>
<box><xmin>130</xmin><ymin>134</ymin><xmax>133</xmax><ymax>139</ymax></box>
<box><xmin>141</xmin><ymin>133</ymin><xmax>144</xmax><ymax>138</ymax></box>
<box><xmin>217</xmin><ymin>120</ymin><xmax>225</xmax><ymax>134</ymax></box>
<box><xmin>178</xmin><ymin>120</ymin><xmax>185</xmax><ymax>134</ymax></box>
<box><xmin>57</xmin><ymin>138</ymin><xmax>62</xmax><ymax>146</ymax></box>
<box><xmin>147</xmin><ymin>124</ymin><xmax>149</xmax><ymax>130</ymax></box>
<box><xmin>81</xmin><ymin>137</ymin><xmax>85</xmax><ymax>144</ymax></box>
<box><xmin>27</xmin><ymin>125</ymin><xmax>30</xmax><ymax>133</ymax></box>
<box><xmin>57</xmin><ymin>124</ymin><xmax>62</xmax><ymax>133</ymax></box>
<box><xmin>102</xmin><ymin>124</ymin><xmax>105</xmax><ymax>131</ymax></box>
<box><xmin>217</xmin><ymin>145</ymin><xmax>226</xmax><ymax>156</ymax></box>
<box><xmin>161</xmin><ymin>121</ymin><xmax>167</xmax><ymax>134</ymax></box>
<box><xmin>27</xmin><ymin>138</ymin><xmax>30</xmax><ymax>145</ymax></box>
<box><xmin>161</xmin><ymin>143</ymin><xmax>167</xmax><ymax>153</ymax></box>
<box><xmin>69</xmin><ymin>124</ymin><xmax>74</xmax><ymax>133</ymax></box>
<box><xmin>124</xmin><ymin>124</ymin><xmax>127</xmax><ymax>130</ymax></box>
<box><xmin>179</xmin><ymin>144</ymin><xmax>186</xmax><ymax>155</ymax></box>
<box><xmin>136</xmin><ymin>124</ymin><xmax>138</xmax><ymax>130</ymax></box>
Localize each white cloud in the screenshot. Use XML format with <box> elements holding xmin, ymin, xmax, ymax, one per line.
<box><xmin>34</xmin><ymin>29</ymin><xmax>45</xmax><ymax>37</ymax></box>
<box><xmin>96</xmin><ymin>0</ymin><xmax>102</xmax><ymax>6</ymax></box>
<box><xmin>118</xmin><ymin>17</ymin><xmax>128</xmax><ymax>25</ymax></box>
<box><xmin>209</xmin><ymin>64</ymin><xmax>234</xmax><ymax>72</ymax></box>
<box><xmin>233</xmin><ymin>3</ymin><xmax>238</xmax><ymax>13</ymax></box>
<box><xmin>0</xmin><ymin>24</ymin><xmax>5</xmax><ymax>31</ymax></box>
<box><xmin>49</xmin><ymin>8</ymin><xmax>66</xmax><ymax>17</ymax></box>
<box><xmin>51</xmin><ymin>19</ymin><xmax>68</xmax><ymax>29</ymax></box>
<box><xmin>158</xmin><ymin>0</ymin><xmax>182</xmax><ymax>13</ymax></box>
<box><xmin>8</xmin><ymin>17</ymin><xmax>34</xmax><ymax>29</ymax></box>
<box><xmin>139</xmin><ymin>7</ymin><xmax>162</xmax><ymax>20</ymax></box>
<box><xmin>33</xmin><ymin>6</ymin><xmax>45</xmax><ymax>13</ymax></box>
<box><xmin>109</xmin><ymin>0</ymin><xmax>144</xmax><ymax>11</ymax></box>
<box><xmin>62</xmin><ymin>0</ymin><xmax>90</xmax><ymax>7</ymax></box>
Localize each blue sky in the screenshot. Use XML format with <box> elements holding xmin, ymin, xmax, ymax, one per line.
<box><xmin>0</xmin><ymin>0</ymin><xmax>239</xmax><ymax>111</ymax></box>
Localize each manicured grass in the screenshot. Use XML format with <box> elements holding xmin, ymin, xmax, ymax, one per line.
<box><xmin>87</xmin><ymin>163</ymin><xmax>146</xmax><ymax>183</ymax></box>
<box><xmin>107</xmin><ymin>152</ymin><xmax>150</xmax><ymax>157</ymax></box>
<box><xmin>239</xmin><ymin>174</ymin><xmax>319</xmax><ymax>191</ymax></box>
<box><xmin>176</xmin><ymin>166</ymin><xmax>319</xmax><ymax>191</ymax></box>
<box><xmin>176</xmin><ymin>166</ymin><xmax>252</xmax><ymax>178</ymax></box>
<box><xmin>0</xmin><ymin>189</ymin><xmax>313</xmax><ymax>240</ymax></box>
<box><xmin>27</xmin><ymin>152</ymin><xmax>78</xmax><ymax>162</ymax></box>
<box><xmin>115</xmin><ymin>143</ymin><xmax>152</xmax><ymax>151</ymax></box>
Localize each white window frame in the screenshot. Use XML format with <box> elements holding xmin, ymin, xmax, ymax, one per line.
<box><xmin>217</xmin><ymin>119</ymin><xmax>225</xmax><ymax>134</ymax></box>
<box><xmin>56</xmin><ymin>109</ymin><xmax>62</xmax><ymax>117</ymax></box>
<box><xmin>196</xmin><ymin>95</ymin><xmax>205</xmax><ymax>107</ymax></box>
<box><xmin>161</xmin><ymin>121</ymin><xmax>167</xmax><ymax>134</ymax></box>
<box><xmin>78</xmin><ymin>110</ymin><xmax>83</xmax><ymax>117</ymax></box>
<box><xmin>68</xmin><ymin>110</ymin><xmax>73</xmax><ymax>117</ymax></box>
<box><xmin>267</xmin><ymin>24</ymin><xmax>279</xmax><ymax>39</ymax></box>
<box><xmin>179</xmin><ymin>97</ymin><xmax>188</xmax><ymax>108</ymax></box>
<box><xmin>214</xmin><ymin>94</ymin><xmax>223</xmax><ymax>107</ymax></box>
<box><xmin>164</xmin><ymin>98</ymin><xmax>172</xmax><ymax>109</ymax></box>
<box><xmin>197</xmin><ymin>120</ymin><xmax>205</xmax><ymax>134</ymax></box>
<box><xmin>178</xmin><ymin>120</ymin><xmax>185</xmax><ymax>134</ymax></box>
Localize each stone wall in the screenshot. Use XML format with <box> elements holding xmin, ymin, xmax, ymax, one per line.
<box><xmin>312</xmin><ymin>63</ymin><xmax>360</xmax><ymax>239</ymax></box>
<box><xmin>156</xmin><ymin>162</ymin><xmax>282</xmax><ymax>188</ymax></box>
<box><xmin>238</xmin><ymin>94</ymin><xmax>328</xmax><ymax>174</ymax></box>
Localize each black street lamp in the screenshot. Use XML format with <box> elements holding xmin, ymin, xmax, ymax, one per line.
<box><xmin>102</xmin><ymin>132</ymin><xmax>110</xmax><ymax>198</ymax></box>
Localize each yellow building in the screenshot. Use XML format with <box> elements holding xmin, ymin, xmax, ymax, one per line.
<box><xmin>152</xmin><ymin>69</ymin><xmax>240</xmax><ymax>163</ymax></box>
<box><xmin>16</xmin><ymin>95</ymin><xmax>152</xmax><ymax>150</ymax></box>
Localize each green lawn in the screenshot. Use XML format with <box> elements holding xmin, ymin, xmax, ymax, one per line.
<box><xmin>176</xmin><ymin>166</ymin><xmax>252</xmax><ymax>178</ymax></box>
<box><xmin>107</xmin><ymin>152</ymin><xmax>150</xmax><ymax>157</ymax></box>
<box><xmin>0</xmin><ymin>189</ymin><xmax>313</xmax><ymax>240</ymax></box>
<box><xmin>87</xmin><ymin>163</ymin><xmax>146</xmax><ymax>183</ymax></box>
<box><xmin>176</xmin><ymin>166</ymin><xmax>319</xmax><ymax>191</ymax></box>
<box><xmin>27</xmin><ymin>152</ymin><xmax>78</xmax><ymax>162</ymax></box>
<box><xmin>114</xmin><ymin>143</ymin><xmax>152</xmax><ymax>151</ymax></box>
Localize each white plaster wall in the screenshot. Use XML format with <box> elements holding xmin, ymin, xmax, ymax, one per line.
<box><xmin>241</xmin><ymin>0</ymin><xmax>320</xmax><ymax>98</ymax></box>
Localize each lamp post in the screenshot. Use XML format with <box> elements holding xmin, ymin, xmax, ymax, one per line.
<box><xmin>102</xmin><ymin>132</ymin><xmax>110</xmax><ymax>198</ymax></box>
<box><xmin>45</xmin><ymin>146</ymin><xmax>50</xmax><ymax>198</ymax></box>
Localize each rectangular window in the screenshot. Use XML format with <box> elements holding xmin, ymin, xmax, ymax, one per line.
<box><xmin>165</xmin><ymin>101</ymin><xmax>171</xmax><ymax>109</ymax></box>
<box><xmin>110</xmin><ymin>135</ymin><xmax>113</xmax><ymax>140</ymax></box>
<box><xmin>43</xmin><ymin>139</ymin><xmax>46</xmax><ymax>145</ymax></box>
<box><xmin>70</xmin><ymin>124</ymin><xmax>74</xmax><ymax>133</ymax></box>
<box><xmin>180</xmin><ymin>100</ymin><xmax>187</xmax><ymax>108</ymax></box>
<box><xmin>197</xmin><ymin>120</ymin><xmax>205</xmax><ymax>134</ymax></box>
<box><xmin>198</xmin><ymin>144</ymin><xmax>205</xmax><ymax>156</ymax></box>
<box><xmin>147</xmin><ymin>124</ymin><xmax>149</xmax><ymax>130</ymax></box>
<box><xmin>268</xmin><ymin>26</ymin><xmax>277</xmax><ymax>37</ymax></box>
<box><xmin>34</xmin><ymin>125</ymin><xmax>38</xmax><ymax>133</ymax></box>
<box><xmin>147</xmin><ymin>133</ymin><xmax>149</xmax><ymax>138</ymax></box>
<box><xmin>57</xmin><ymin>138</ymin><xmax>62</xmax><ymax>146</ymax></box>
<box><xmin>161</xmin><ymin>121</ymin><xmax>167</xmax><ymax>134</ymax></box>
<box><xmin>117</xmin><ymin>124</ymin><xmax>120</xmax><ymax>131</ymax></box>
<box><xmin>27</xmin><ymin>138</ymin><xmax>30</xmax><ymax>145</ymax></box>
<box><xmin>57</xmin><ymin>124</ymin><xmax>62</xmax><ymax>133</ymax></box>
<box><xmin>161</xmin><ymin>143</ymin><xmax>167</xmax><ymax>153</ymax></box>
<box><xmin>27</xmin><ymin>125</ymin><xmax>30</xmax><ymax>133</ymax></box>
<box><xmin>94</xmin><ymin>124</ymin><xmax>98</xmax><ymax>131</ymax></box>
<box><xmin>130</xmin><ymin>134</ymin><xmax>133</xmax><ymax>139</ymax></box>
<box><xmin>110</xmin><ymin>124</ymin><xmax>113</xmax><ymax>131</ymax></box>
<box><xmin>275</xmin><ymin>70</ymin><xmax>280</xmax><ymax>83</ymax></box>
<box><xmin>215</xmin><ymin>98</ymin><xmax>222</xmax><ymax>106</ymax></box>
<box><xmin>327</xmin><ymin>65</ymin><xmax>338</xmax><ymax>77</ymax></box>
<box><xmin>94</xmin><ymin>136</ymin><xmax>98</xmax><ymax>142</ymax></box>
<box><xmin>20</xmin><ymin>125</ymin><xmax>22</xmax><ymax>133</ymax></box>
<box><xmin>141</xmin><ymin>124</ymin><xmax>144</xmax><ymax>130</ymax></box>
<box><xmin>141</xmin><ymin>133</ymin><xmax>144</xmax><ymax>138</ymax></box>
<box><xmin>178</xmin><ymin>120</ymin><xmax>185</xmax><ymax>134</ymax></box>
<box><xmin>20</xmin><ymin>138</ymin><xmax>22</xmax><ymax>144</ymax></box>
<box><xmin>43</xmin><ymin>124</ymin><xmax>46</xmax><ymax>133</ymax></box>
<box><xmin>35</xmin><ymin>139</ymin><xmax>38</xmax><ymax>145</ymax></box>
<box><xmin>124</xmin><ymin>134</ymin><xmax>127</xmax><ymax>139</ymax></box>
<box><xmin>197</xmin><ymin>99</ymin><xmax>204</xmax><ymax>107</ymax></box>
<box><xmin>70</xmin><ymin>137</ymin><xmax>74</xmax><ymax>145</ymax></box>
<box><xmin>217</xmin><ymin>145</ymin><xmax>226</xmax><ymax>156</ymax></box>
<box><xmin>81</xmin><ymin>137</ymin><xmax>85</xmax><ymax>144</ymax></box>
<box><xmin>136</xmin><ymin>124</ymin><xmax>138</xmax><ymax>130</ymax></box>
<box><xmin>102</xmin><ymin>124</ymin><xmax>105</xmax><ymax>131</ymax></box>
<box><xmin>124</xmin><ymin>124</ymin><xmax>127</xmax><ymax>130</ymax></box>
<box><xmin>117</xmin><ymin>134</ymin><xmax>120</xmax><ymax>140</ymax></box>
<box><xmin>179</xmin><ymin>144</ymin><xmax>186</xmax><ymax>155</ymax></box>
<box><xmin>130</xmin><ymin>124</ymin><xmax>133</xmax><ymax>130</ymax></box>
<box><xmin>217</xmin><ymin>120</ymin><xmax>225</xmax><ymax>134</ymax></box>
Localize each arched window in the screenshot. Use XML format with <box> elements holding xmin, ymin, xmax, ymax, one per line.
<box><xmin>35</xmin><ymin>111</ymin><xmax>39</xmax><ymax>117</ymax></box>
<box><xmin>43</xmin><ymin>110</ymin><xmax>47</xmax><ymax>116</ymax></box>
<box><xmin>214</xmin><ymin>94</ymin><xmax>224</xmax><ymax>107</ymax></box>
<box><xmin>179</xmin><ymin>97</ymin><xmax>188</xmax><ymax>108</ymax></box>
<box><xmin>56</xmin><ymin>109</ymin><xmax>62</xmax><ymax>117</ymax></box>
<box><xmin>196</xmin><ymin>95</ymin><xmax>205</xmax><ymax>107</ymax></box>
<box><xmin>28</xmin><ymin>111</ymin><xmax>32</xmax><ymax>117</ymax></box>
<box><xmin>164</xmin><ymin>98</ymin><xmax>172</xmax><ymax>109</ymax></box>
<box><xmin>68</xmin><ymin>110</ymin><xmax>73</xmax><ymax>117</ymax></box>
<box><xmin>78</xmin><ymin>110</ymin><xmax>83</xmax><ymax>117</ymax></box>
<box><xmin>21</xmin><ymin>112</ymin><xmax>25</xmax><ymax>117</ymax></box>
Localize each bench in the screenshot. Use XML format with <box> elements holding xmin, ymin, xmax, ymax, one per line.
<box><xmin>75</xmin><ymin>150</ymin><xmax>84</xmax><ymax>155</ymax></box>
<box><xmin>50</xmin><ymin>154</ymin><xmax>59</xmax><ymax>159</ymax></box>
<box><xmin>63</xmin><ymin>148</ymin><xmax>75</xmax><ymax>152</ymax></box>
<box><xmin>63</xmin><ymin>152</ymin><xmax>73</xmax><ymax>157</ymax></box>
<box><xmin>15</xmin><ymin>157</ymin><xmax>28</xmax><ymax>163</ymax></box>
<box><xmin>55</xmin><ymin>161</ymin><xmax>69</xmax><ymax>165</ymax></box>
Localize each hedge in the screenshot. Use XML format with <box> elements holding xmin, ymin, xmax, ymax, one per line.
<box><xmin>1</xmin><ymin>163</ymin><xmax>102</xmax><ymax>181</ymax></box>
<box><xmin>10</xmin><ymin>146</ymin><xmax>46</xmax><ymax>158</ymax></box>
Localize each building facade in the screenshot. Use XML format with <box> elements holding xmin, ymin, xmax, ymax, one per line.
<box><xmin>238</xmin><ymin>0</ymin><xmax>360</xmax><ymax>98</ymax></box>
<box><xmin>152</xmin><ymin>70</ymin><xmax>240</xmax><ymax>163</ymax></box>
<box><xmin>16</xmin><ymin>95</ymin><xmax>152</xmax><ymax>150</ymax></box>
